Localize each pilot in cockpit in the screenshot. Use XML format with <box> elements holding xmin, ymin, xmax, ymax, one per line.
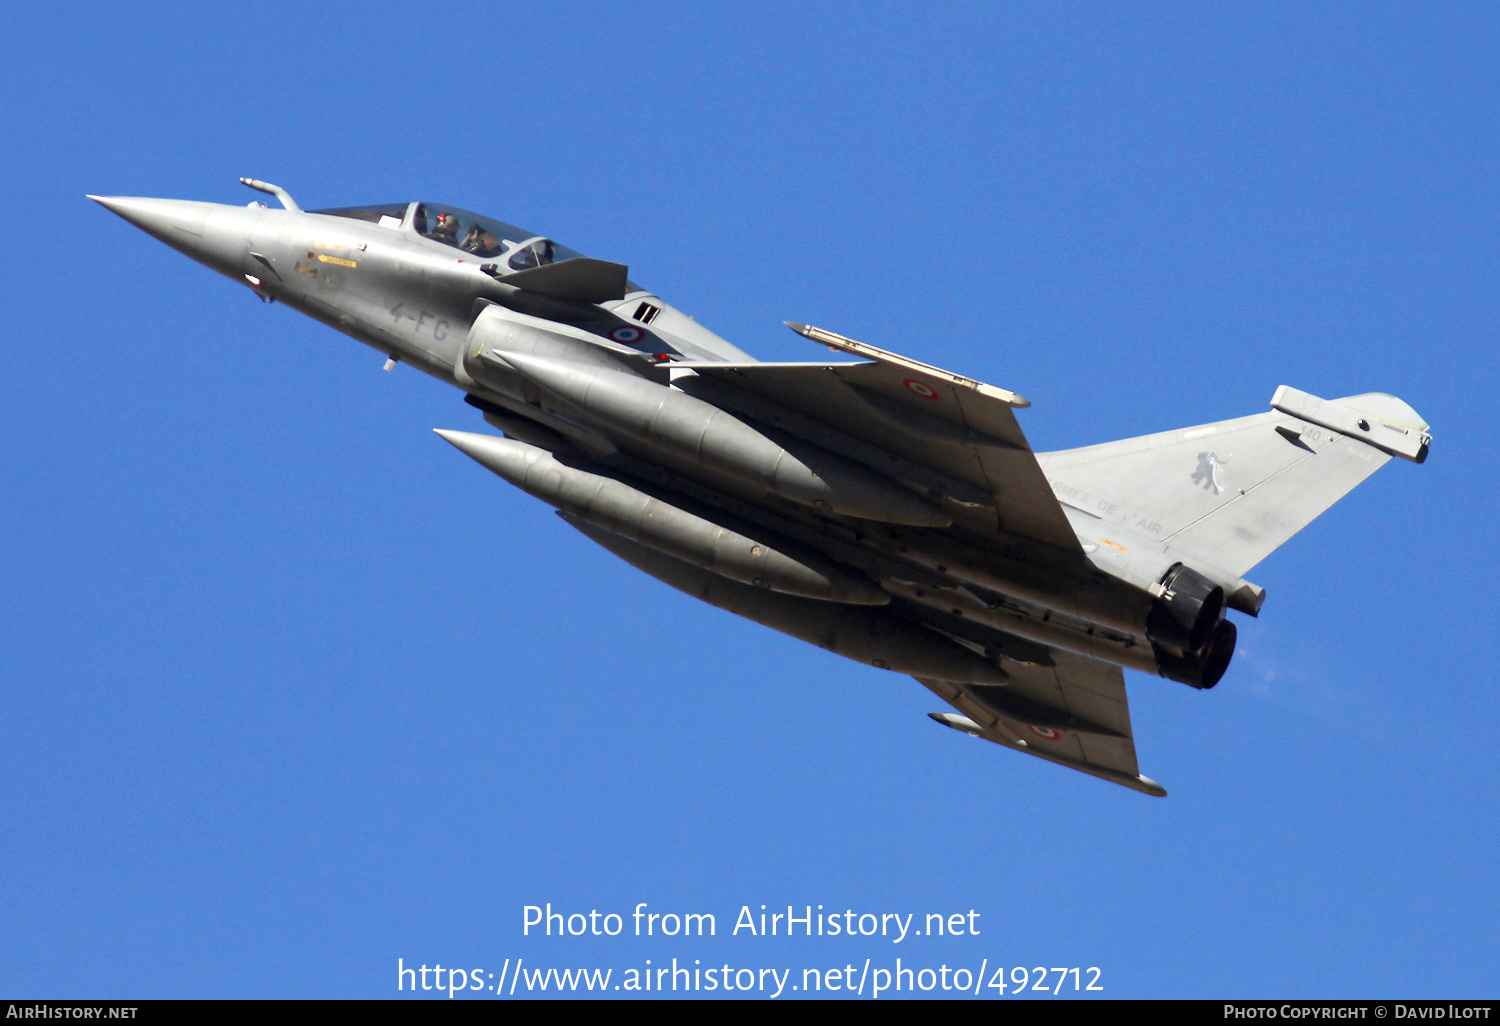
<box><xmin>431</xmin><ymin>212</ymin><xmax>461</xmax><ymax>245</ymax></box>
<box><xmin>460</xmin><ymin>222</ymin><xmax>500</xmax><ymax>256</ymax></box>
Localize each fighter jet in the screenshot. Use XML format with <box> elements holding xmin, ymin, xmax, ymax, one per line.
<box><xmin>92</xmin><ymin>179</ymin><xmax>1432</xmax><ymax>795</ymax></box>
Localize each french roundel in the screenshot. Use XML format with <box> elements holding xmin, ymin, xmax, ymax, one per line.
<box><xmin>1028</xmin><ymin>725</ymin><xmax>1062</xmax><ymax>740</ymax></box>
<box><xmin>609</xmin><ymin>325</ymin><xmax>646</xmax><ymax>344</ymax></box>
<box><xmin>904</xmin><ymin>378</ymin><xmax>939</xmax><ymax>399</ymax></box>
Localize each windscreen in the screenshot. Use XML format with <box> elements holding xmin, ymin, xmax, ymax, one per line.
<box><xmin>412</xmin><ymin>203</ymin><xmax>585</xmax><ymax>265</ymax></box>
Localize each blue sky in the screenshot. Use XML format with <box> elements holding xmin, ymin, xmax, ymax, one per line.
<box><xmin>2</xmin><ymin>1</ymin><xmax>1496</xmax><ymax>999</ymax></box>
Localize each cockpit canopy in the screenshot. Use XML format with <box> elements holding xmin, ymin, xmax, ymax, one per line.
<box><xmin>310</xmin><ymin>201</ymin><xmax>585</xmax><ymax>270</ymax></box>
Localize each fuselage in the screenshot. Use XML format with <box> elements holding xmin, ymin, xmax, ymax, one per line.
<box><xmin>92</xmin><ymin>189</ymin><xmax>1245</xmax><ymax>690</ymax></box>
<box><xmin>92</xmin><ymin>196</ymin><xmax>754</xmax><ymax>382</ymax></box>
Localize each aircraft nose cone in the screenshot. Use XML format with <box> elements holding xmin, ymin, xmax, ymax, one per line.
<box><xmin>89</xmin><ymin>195</ymin><xmax>210</xmax><ymax>242</ymax></box>
<box><xmin>89</xmin><ymin>194</ymin><xmax>261</xmax><ymax>279</ymax></box>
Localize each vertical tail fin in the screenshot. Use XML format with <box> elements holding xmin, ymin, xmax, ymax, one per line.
<box><xmin>1040</xmin><ymin>389</ymin><xmax>1430</xmax><ymax>580</ymax></box>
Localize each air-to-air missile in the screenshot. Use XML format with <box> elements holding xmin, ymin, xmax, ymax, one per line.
<box><xmin>92</xmin><ymin>180</ymin><xmax>1431</xmax><ymax>794</ymax></box>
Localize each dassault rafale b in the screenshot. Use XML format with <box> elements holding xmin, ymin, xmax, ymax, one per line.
<box><xmin>93</xmin><ymin>180</ymin><xmax>1432</xmax><ymax>795</ymax></box>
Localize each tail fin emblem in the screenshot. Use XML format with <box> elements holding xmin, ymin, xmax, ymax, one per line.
<box><xmin>1192</xmin><ymin>452</ymin><xmax>1227</xmax><ymax>494</ymax></box>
